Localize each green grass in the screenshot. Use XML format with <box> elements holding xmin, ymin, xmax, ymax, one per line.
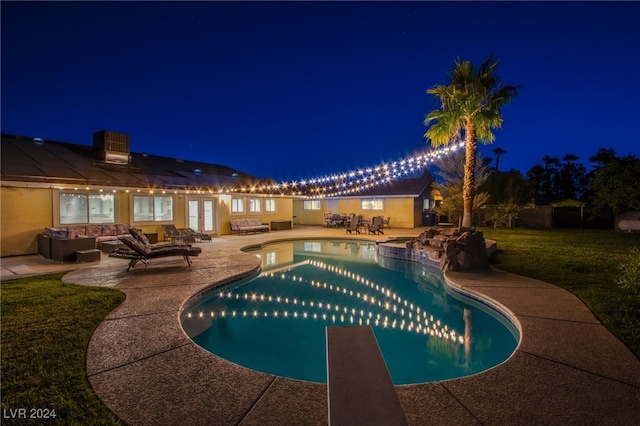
<box><xmin>1</xmin><ymin>272</ymin><xmax>126</xmax><ymax>425</ymax></box>
<box><xmin>1</xmin><ymin>229</ymin><xmax>638</xmax><ymax>423</ymax></box>
<box><xmin>481</xmin><ymin>228</ymin><xmax>640</xmax><ymax>358</ymax></box>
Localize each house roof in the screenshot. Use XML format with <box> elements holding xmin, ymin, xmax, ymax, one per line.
<box><xmin>1</xmin><ymin>133</ymin><xmax>269</xmax><ymax>190</ymax></box>
<box><xmin>1</xmin><ymin>132</ymin><xmax>433</xmax><ymax>198</ymax></box>
<box><xmin>551</xmin><ymin>198</ymin><xmax>586</xmax><ymax>208</ymax></box>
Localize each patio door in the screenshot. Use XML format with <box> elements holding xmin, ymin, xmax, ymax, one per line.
<box><xmin>186</xmin><ymin>197</ymin><xmax>217</xmax><ymax>235</ymax></box>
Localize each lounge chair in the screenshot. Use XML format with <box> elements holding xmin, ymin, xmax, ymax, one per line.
<box><xmin>181</xmin><ymin>227</ymin><xmax>212</xmax><ymax>242</ymax></box>
<box><xmin>129</xmin><ymin>227</ymin><xmax>179</xmax><ymax>248</ymax></box>
<box><xmin>162</xmin><ymin>224</ymin><xmax>197</xmax><ymax>243</ymax></box>
<box><xmin>109</xmin><ymin>232</ymin><xmax>201</xmax><ymax>271</ymax></box>
<box><xmin>346</xmin><ymin>214</ymin><xmax>360</xmax><ymax>234</ymax></box>
<box><xmin>368</xmin><ymin>216</ymin><xmax>385</xmax><ymax>235</ymax></box>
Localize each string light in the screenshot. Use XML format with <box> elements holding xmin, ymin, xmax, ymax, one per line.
<box><xmin>183</xmin><ymin>259</ymin><xmax>464</xmax><ymax>344</ymax></box>
<box><xmin>53</xmin><ymin>142</ymin><xmax>464</xmax><ymax>198</ymax></box>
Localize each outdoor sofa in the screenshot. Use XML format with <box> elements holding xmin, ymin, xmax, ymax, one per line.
<box><xmin>38</xmin><ymin>223</ymin><xmax>131</xmax><ymax>262</ymax></box>
<box><xmin>229</xmin><ymin>218</ymin><xmax>269</xmax><ymax>235</ymax></box>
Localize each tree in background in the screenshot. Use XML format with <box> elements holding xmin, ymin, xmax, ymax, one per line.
<box><xmin>431</xmin><ymin>149</ymin><xmax>490</xmax><ymax>227</ymax></box>
<box><xmin>525</xmin><ymin>164</ymin><xmax>546</xmax><ymax>199</ymax></box>
<box><xmin>587</xmin><ymin>150</ymin><xmax>640</xmax><ymax>218</ymax></box>
<box><xmin>557</xmin><ymin>154</ymin><xmax>588</xmax><ymax>199</ymax></box>
<box><xmin>424</xmin><ymin>56</ymin><xmax>518</xmax><ymax>227</ymax></box>
<box><xmin>527</xmin><ymin>154</ymin><xmax>586</xmax><ymax>202</ymax></box>
<box><xmin>481</xmin><ymin>169</ymin><xmax>534</xmax><ymax>205</ymax></box>
<box><xmin>589</xmin><ymin>148</ymin><xmax>617</xmax><ymax>169</ymax></box>
<box><xmin>541</xmin><ymin>155</ymin><xmax>561</xmax><ymax>199</ymax></box>
<box><xmin>492</xmin><ymin>147</ymin><xmax>506</xmax><ymax>171</ymax></box>
<box><xmin>479</xmin><ymin>169</ymin><xmax>534</xmax><ymax>228</ymax></box>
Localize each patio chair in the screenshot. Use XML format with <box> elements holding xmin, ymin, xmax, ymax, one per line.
<box><xmin>129</xmin><ymin>227</ymin><xmax>189</xmax><ymax>248</ymax></box>
<box><xmin>346</xmin><ymin>214</ymin><xmax>360</xmax><ymax>234</ymax></box>
<box><xmin>383</xmin><ymin>217</ymin><xmax>391</xmax><ymax>229</ymax></box>
<box><xmin>325</xmin><ymin>213</ymin><xmax>336</xmax><ymax>227</ymax></box>
<box><xmin>181</xmin><ymin>227</ymin><xmax>212</xmax><ymax>242</ymax></box>
<box><xmin>109</xmin><ymin>235</ymin><xmax>201</xmax><ymax>271</ymax></box>
<box><xmin>368</xmin><ymin>216</ymin><xmax>385</xmax><ymax>235</ymax></box>
<box><xmin>162</xmin><ymin>224</ymin><xmax>196</xmax><ymax>243</ymax></box>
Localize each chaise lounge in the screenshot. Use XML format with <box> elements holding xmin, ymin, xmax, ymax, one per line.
<box><xmin>162</xmin><ymin>224</ymin><xmax>212</xmax><ymax>243</ymax></box>
<box><xmin>110</xmin><ymin>228</ymin><xmax>201</xmax><ymax>271</ymax></box>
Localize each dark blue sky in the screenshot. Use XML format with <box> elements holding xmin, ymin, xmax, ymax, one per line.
<box><xmin>2</xmin><ymin>1</ymin><xmax>639</xmax><ymax>181</ymax></box>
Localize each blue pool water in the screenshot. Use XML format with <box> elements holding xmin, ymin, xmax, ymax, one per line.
<box><xmin>181</xmin><ymin>240</ymin><xmax>519</xmax><ymax>384</ymax></box>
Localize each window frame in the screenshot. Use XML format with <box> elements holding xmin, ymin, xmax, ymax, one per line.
<box><xmin>131</xmin><ymin>193</ymin><xmax>175</xmax><ymax>224</ymax></box>
<box><xmin>303</xmin><ymin>200</ymin><xmax>321</xmax><ymax>210</ymax></box>
<box><xmin>55</xmin><ymin>189</ymin><xmax>117</xmax><ymax>226</ymax></box>
<box><xmin>361</xmin><ymin>198</ymin><xmax>384</xmax><ymax>211</ymax></box>
<box><xmin>231</xmin><ymin>197</ymin><xmax>245</xmax><ymax>214</ymax></box>
<box><xmin>249</xmin><ymin>197</ymin><xmax>261</xmax><ymax>213</ymax></box>
<box><xmin>265</xmin><ymin>198</ymin><xmax>276</xmax><ymax>213</ymax></box>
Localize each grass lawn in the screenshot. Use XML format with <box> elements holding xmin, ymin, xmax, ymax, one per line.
<box><xmin>1</xmin><ymin>228</ymin><xmax>638</xmax><ymax>423</ymax></box>
<box><xmin>481</xmin><ymin>228</ymin><xmax>640</xmax><ymax>358</ymax></box>
<box><xmin>1</xmin><ymin>272</ymin><xmax>125</xmax><ymax>425</ymax></box>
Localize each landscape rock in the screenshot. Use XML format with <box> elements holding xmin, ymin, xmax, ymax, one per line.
<box><xmin>407</xmin><ymin>227</ymin><xmax>489</xmax><ymax>271</ymax></box>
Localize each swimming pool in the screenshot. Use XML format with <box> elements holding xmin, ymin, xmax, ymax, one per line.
<box><xmin>181</xmin><ymin>239</ymin><xmax>519</xmax><ymax>384</ymax></box>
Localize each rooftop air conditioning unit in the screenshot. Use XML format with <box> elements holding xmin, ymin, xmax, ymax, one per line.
<box><xmin>93</xmin><ymin>130</ymin><xmax>130</xmax><ymax>164</ymax></box>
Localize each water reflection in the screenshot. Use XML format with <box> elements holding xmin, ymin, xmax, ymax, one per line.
<box><xmin>182</xmin><ymin>240</ymin><xmax>518</xmax><ymax>384</ymax></box>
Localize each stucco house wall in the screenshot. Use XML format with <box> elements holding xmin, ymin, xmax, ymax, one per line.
<box><xmin>1</xmin><ymin>186</ymin><xmax>53</xmax><ymax>257</ymax></box>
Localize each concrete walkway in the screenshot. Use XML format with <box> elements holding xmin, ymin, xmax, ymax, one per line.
<box><xmin>3</xmin><ymin>226</ymin><xmax>639</xmax><ymax>425</ymax></box>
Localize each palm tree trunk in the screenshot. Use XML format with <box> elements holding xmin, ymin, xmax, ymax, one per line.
<box><xmin>462</xmin><ymin>119</ymin><xmax>477</xmax><ymax>228</ymax></box>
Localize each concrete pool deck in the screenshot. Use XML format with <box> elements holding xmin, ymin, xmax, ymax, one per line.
<box><xmin>3</xmin><ymin>225</ymin><xmax>639</xmax><ymax>425</ymax></box>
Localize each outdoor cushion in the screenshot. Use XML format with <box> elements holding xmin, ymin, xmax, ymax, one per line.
<box><xmin>129</xmin><ymin>228</ymin><xmax>150</xmax><ymax>245</ymax></box>
<box><xmin>119</xmin><ymin>235</ymin><xmax>152</xmax><ymax>256</ymax></box>
<box><xmin>116</xmin><ymin>223</ymin><xmax>131</xmax><ymax>235</ymax></box>
<box><xmin>101</xmin><ymin>224</ymin><xmax>118</xmax><ymax>236</ymax></box>
<box><xmin>86</xmin><ymin>224</ymin><xmax>102</xmax><ymax>237</ymax></box>
<box><xmin>47</xmin><ymin>227</ymin><xmax>69</xmax><ymax>239</ymax></box>
<box><xmin>68</xmin><ymin>225</ymin><xmax>87</xmax><ymax>239</ymax></box>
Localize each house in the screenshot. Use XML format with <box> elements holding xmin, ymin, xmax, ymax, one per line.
<box><xmin>0</xmin><ymin>131</ymin><xmax>293</xmax><ymax>257</ymax></box>
<box><xmin>293</xmin><ymin>170</ymin><xmax>437</xmax><ymax>229</ymax></box>
<box><xmin>1</xmin><ymin>131</ymin><xmax>438</xmax><ymax>257</ymax></box>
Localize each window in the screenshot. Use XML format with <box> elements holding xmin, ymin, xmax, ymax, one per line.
<box><xmin>265</xmin><ymin>198</ymin><xmax>276</xmax><ymax>212</ymax></box>
<box><xmin>133</xmin><ymin>195</ymin><xmax>173</xmax><ymax>222</ymax></box>
<box><xmin>264</xmin><ymin>251</ymin><xmax>277</xmax><ymax>267</ymax></box>
<box><xmin>231</xmin><ymin>197</ymin><xmax>245</xmax><ymax>213</ymax></box>
<box><xmin>423</xmin><ymin>198</ymin><xmax>431</xmax><ymax>210</ymax></box>
<box><xmin>303</xmin><ymin>200</ymin><xmax>321</xmax><ymax>210</ymax></box>
<box><xmin>249</xmin><ymin>198</ymin><xmax>261</xmax><ymax>213</ymax></box>
<box><xmin>361</xmin><ymin>198</ymin><xmax>383</xmax><ymax>210</ymax></box>
<box><xmin>303</xmin><ymin>242</ymin><xmax>322</xmax><ymax>252</ymax></box>
<box><xmin>59</xmin><ymin>191</ymin><xmax>115</xmax><ymax>224</ymax></box>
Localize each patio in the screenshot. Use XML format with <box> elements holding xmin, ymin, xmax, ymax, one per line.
<box><xmin>2</xmin><ymin>225</ymin><xmax>639</xmax><ymax>425</ymax></box>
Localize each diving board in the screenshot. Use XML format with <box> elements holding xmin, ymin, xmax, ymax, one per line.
<box><xmin>326</xmin><ymin>325</ymin><xmax>408</xmax><ymax>426</ymax></box>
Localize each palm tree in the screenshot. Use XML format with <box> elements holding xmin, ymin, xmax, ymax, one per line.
<box><xmin>542</xmin><ymin>155</ymin><xmax>560</xmax><ymax>198</ymax></box>
<box><xmin>424</xmin><ymin>56</ymin><xmax>518</xmax><ymax>227</ymax></box>
<box><xmin>493</xmin><ymin>147</ymin><xmax>506</xmax><ymax>171</ymax></box>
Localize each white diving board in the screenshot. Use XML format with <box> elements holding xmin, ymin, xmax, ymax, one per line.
<box><xmin>326</xmin><ymin>325</ymin><xmax>408</xmax><ymax>426</ymax></box>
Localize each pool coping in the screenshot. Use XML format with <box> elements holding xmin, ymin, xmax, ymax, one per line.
<box><xmin>62</xmin><ymin>226</ymin><xmax>640</xmax><ymax>425</ymax></box>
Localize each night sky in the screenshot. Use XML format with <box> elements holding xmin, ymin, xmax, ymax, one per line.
<box><xmin>2</xmin><ymin>1</ymin><xmax>639</xmax><ymax>182</ymax></box>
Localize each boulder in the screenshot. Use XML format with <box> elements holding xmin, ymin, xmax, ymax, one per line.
<box><xmin>407</xmin><ymin>227</ymin><xmax>489</xmax><ymax>271</ymax></box>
